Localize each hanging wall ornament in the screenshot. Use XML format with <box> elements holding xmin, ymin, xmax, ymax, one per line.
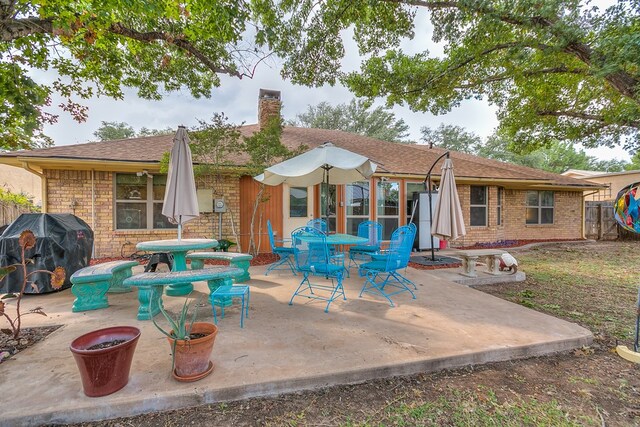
<box><xmin>614</xmin><ymin>181</ymin><xmax>640</xmax><ymax>233</ymax></box>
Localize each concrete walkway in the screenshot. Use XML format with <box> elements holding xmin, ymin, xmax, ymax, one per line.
<box><xmin>0</xmin><ymin>263</ymin><xmax>592</xmax><ymax>426</ymax></box>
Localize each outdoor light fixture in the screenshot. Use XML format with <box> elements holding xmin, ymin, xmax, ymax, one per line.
<box><xmin>136</xmin><ymin>170</ymin><xmax>153</xmax><ymax>178</ymax></box>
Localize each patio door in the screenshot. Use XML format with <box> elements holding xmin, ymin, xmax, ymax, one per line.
<box><xmin>345</xmin><ymin>181</ymin><xmax>371</xmax><ymax>235</ymax></box>
<box><xmin>377</xmin><ymin>180</ymin><xmax>400</xmax><ymax>240</ymax></box>
<box><xmin>320</xmin><ymin>183</ymin><xmax>337</xmax><ymax>232</ymax></box>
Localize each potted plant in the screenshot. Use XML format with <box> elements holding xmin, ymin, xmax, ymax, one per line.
<box><xmin>69</xmin><ymin>326</ymin><xmax>141</xmax><ymax>397</ymax></box>
<box><xmin>152</xmin><ymin>296</ymin><xmax>218</xmax><ymax>382</ymax></box>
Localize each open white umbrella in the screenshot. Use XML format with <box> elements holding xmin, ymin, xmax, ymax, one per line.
<box><xmin>254</xmin><ymin>142</ymin><xmax>377</xmax><ymax>223</ymax></box>
<box><xmin>431</xmin><ymin>158</ymin><xmax>466</xmax><ymax>241</ymax></box>
<box><xmin>162</xmin><ymin>126</ymin><xmax>199</xmax><ymax>240</ymax></box>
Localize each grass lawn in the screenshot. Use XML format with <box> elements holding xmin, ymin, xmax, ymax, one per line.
<box><xmin>73</xmin><ymin>241</ymin><xmax>640</xmax><ymax>427</ymax></box>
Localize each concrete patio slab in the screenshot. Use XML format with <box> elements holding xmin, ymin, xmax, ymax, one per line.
<box><xmin>0</xmin><ymin>264</ymin><xmax>591</xmax><ymax>426</ymax></box>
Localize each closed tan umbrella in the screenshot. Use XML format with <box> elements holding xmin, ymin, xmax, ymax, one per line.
<box><xmin>431</xmin><ymin>158</ymin><xmax>466</xmax><ymax>241</ymax></box>
<box><xmin>162</xmin><ymin>126</ymin><xmax>199</xmax><ymax>240</ymax></box>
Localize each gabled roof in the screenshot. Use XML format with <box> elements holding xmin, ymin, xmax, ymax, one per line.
<box><xmin>0</xmin><ymin>125</ymin><xmax>600</xmax><ymax>190</ymax></box>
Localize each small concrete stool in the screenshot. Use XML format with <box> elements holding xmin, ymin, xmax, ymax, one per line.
<box><xmin>211</xmin><ymin>285</ymin><xmax>250</xmax><ymax>328</ymax></box>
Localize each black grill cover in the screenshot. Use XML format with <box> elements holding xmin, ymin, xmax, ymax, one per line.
<box><xmin>0</xmin><ymin>214</ymin><xmax>93</xmax><ymax>294</ymax></box>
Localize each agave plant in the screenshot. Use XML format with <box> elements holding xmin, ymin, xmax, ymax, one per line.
<box><xmin>0</xmin><ymin>230</ymin><xmax>65</xmax><ymax>339</ymax></box>
<box><xmin>151</xmin><ymin>295</ymin><xmax>201</xmax><ymax>341</ymax></box>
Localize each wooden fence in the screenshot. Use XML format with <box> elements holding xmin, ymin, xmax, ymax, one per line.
<box><xmin>0</xmin><ymin>201</ymin><xmax>36</xmax><ymax>227</ymax></box>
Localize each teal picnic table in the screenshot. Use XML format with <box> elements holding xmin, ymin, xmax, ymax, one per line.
<box><xmin>136</xmin><ymin>238</ymin><xmax>218</xmax><ymax>296</ymax></box>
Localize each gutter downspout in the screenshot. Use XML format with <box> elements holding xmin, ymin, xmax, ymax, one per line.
<box><xmin>21</xmin><ymin>162</ymin><xmax>46</xmax><ymax>212</ymax></box>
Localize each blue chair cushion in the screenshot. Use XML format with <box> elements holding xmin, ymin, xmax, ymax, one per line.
<box><xmin>350</xmin><ymin>245</ymin><xmax>379</xmax><ymax>253</ymax></box>
<box><xmin>360</xmin><ymin>261</ymin><xmax>387</xmax><ymax>271</ymax></box>
<box><xmin>274</xmin><ymin>246</ymin><xmax>295</xmax><ymax>255</ymax></box>
<box><xmin>299</xmin><ymin>263</ymin><xmax>344</xmax><ymax>275</ymax></box>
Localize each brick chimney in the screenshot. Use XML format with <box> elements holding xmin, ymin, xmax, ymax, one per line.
<box><xmin>258</xmin><ymin>89</ymin><xmax>281</xmax><ymax>130</ymax></box>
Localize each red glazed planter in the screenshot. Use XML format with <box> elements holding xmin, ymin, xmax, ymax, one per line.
<box><xmin>70</xmin><ymin>326</ymin><xmax>141</xmax><ymax>397</ymax></box>
<box><xmin>169</xmin><ymin>322</ymin><xmax>217</xmax><ymax>381</ymax></box>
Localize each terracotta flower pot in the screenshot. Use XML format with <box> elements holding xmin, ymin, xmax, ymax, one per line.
<box><xmin>169</xmin><ymin>322</ymin><xmax>217</xmax><ymax>381</ymax></box>
<box><xmin>69</xmin><ymin>326</ymin><xmax>141</xmax><ymax>397</ymax></box>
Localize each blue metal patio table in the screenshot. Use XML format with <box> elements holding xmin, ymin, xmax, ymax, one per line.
<box><xmin>136</xmin><ymin>238</ymin><xmax>218</xmax><ymax>296</ymax></box>
<box><xmin>296</xmin><ymin>233</ymin><xmax>368</xmax><ymax>278</ymax></box>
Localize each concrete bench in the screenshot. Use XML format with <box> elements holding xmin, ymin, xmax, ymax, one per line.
<box><xmin>123</xmin><ymin>267</ymin><xmax>244</xmax><ymax>320</ymax></box>
<box><xmin>187</xmin><ymin>252</ymin><xmax>253</xmax><ymax>282</ymax></box>
<box><xmin>70</xmin><ymin>260</ymin><xmax>139</xmax><ymax>312</ymax></box>
<box><xmin>453</xmin><ymin>249</ymin><xmax>506</xmax><ymax>278</ymax></box>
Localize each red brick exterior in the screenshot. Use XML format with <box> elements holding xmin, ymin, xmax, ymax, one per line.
<box><xmin>44</xmin><ymin>170</ymin><xmax>241</xmax><ymax>258</ymax></box>
<box><xmin>43</xmin><ymin>171</ymin><xmax>584</xmax><ymax>257</ymax></box>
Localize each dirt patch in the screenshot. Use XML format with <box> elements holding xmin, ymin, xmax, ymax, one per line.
<box><xmin>0</xmin><ymin>325</ymin><xmax>61</xmax><ymax>364</ymax></box>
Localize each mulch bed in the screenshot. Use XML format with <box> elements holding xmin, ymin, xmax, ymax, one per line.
<box><xmin>0</xmin><ymin>325</ymin><xmax>62</xmax><ymax>364</ymax></box>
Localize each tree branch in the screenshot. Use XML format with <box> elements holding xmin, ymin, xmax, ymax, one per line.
<box><xmin>0</xmin><ymin>17</ymin><xmax>53</xmax><ymax>41</ymax></box>
<box><xmin>537</xmin><ymin>110</ymin><xmax>640</xmax><ymax>128</ymax></box>
<box><xmin>456</xmin><ymin>66</ymin><xmax>589</xmax><ymax>88</ymax></box>
<box><xmin>109</xmin><ymin>23</ymin><xmax>244</xmax><ymax>79</ymax></box>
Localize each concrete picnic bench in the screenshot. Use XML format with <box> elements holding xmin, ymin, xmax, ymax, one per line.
<box><xmin>123</xmin><ymin>267</ymin><xmax>243</xmax><ymax>320</ymax></box>
<box><xmin>187</xmin><ymin>252</ymin><xmax>253</xmax><ymax>282</ymax></box>
<box><xmin>453</xmin><ymin>249</ymin><xmax>506</xmax><ymax>278</ymax></box>
<box><xmin>69</xmin><ymin>260</ymin><xmax>139</xmax><ymax>312</ymax></box>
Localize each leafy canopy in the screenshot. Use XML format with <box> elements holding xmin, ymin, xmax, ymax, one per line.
<box><xmin>289</xmin><ymin>99</ymin><xmax>412</xmax><ymax>143</ymax></box>
<box><xmin>262</xmin><ymin>0</ymin><xmax>640</xmax><ymax>152</ymax></box>
<box><xmin>1</xmin><ymin>0</ymin><xmax>268</xmax><ymax>150</ymax></box>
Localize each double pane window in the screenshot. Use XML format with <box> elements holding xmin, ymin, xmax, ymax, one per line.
<box><xmin>526</xmin><ymin>191</ymin><xmax>554</xmax><ymax>224</ymax></box>
<box><xmin>115</xmin><ymin>173</ymin><xmax>177</xmax><ymax>230</ymax></box>
<box><xmin>470</xmin><ymin>185</ymin><xmax>487</xmax><ymax>226</ymax></box>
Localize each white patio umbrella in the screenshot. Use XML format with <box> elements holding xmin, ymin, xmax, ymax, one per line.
<box><xmin>431</xmin><ymin>158</ymin><xmax>466</xmax><ymax>241</ymax></box>
<box><xmin>254</xmin><ymin>142</ymin><xmax>377</xmax><ymax>223</ymax></box>
<box><xmin>162</xmin><ymin>126</ymin><xmax>200</xmax><ymax>240</ymax></box>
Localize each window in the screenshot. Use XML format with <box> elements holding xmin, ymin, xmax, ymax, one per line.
<box><xmin>497</xmin><ymin>187</ymin><xmax>503</xmax><ymax>226</ymax></box>
<box><xmin>115</xmin><ymin>173</ymin><xmax>177</xmax><ymax>230</ymax></box>
<box><xmin>470</xmin><ymin>185</ymin><xmax>487</xmax><ymax>226</ymax></box>
<box><xmin>346</xmin><ymin>181</ymin><xmax>370</xmax><ymax>235</ymax></box>
<box><xmin>289</xmin><ymin>187</ymin><xmax>308</xmax><ymax>217</ymax></box>
<box><xmin>526</xmin><ymin>191</ymin><xmax>554</xmax><ymax>224</ymax></box>
<box><xmin>377</xmin><ymin>180</ymin><xmax>399</xmax><ymax>240</ymax></box>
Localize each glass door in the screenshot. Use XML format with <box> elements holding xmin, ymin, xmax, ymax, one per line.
<box><xmin>345</xmin><ymin>181</ymin><xmax>370</xmax><ymax>235</ymax></box>
<box><xmin>377</xmin><ymin>180</ymin><xmax>399</xmax><ymax>240</ymax></box>
<box><xmin>320</xmin><ymin>183</ymin><xmax>337</xmax><ymax>232</ymax></box>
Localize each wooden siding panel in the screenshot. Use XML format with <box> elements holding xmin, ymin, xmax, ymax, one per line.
<box><xmin>239</xmin><ymin>176</ymin><xmax>283</xmax><ymax>254</ymax></box>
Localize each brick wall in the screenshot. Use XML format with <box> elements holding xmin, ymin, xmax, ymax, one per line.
<box><xmin>44</xmin><ymin>170</ymin><xmax>241</xmax><ymax>259</ymax></box>
<box><xmin>450</xmin><ymin>184</ymin><xmax>583</xmax><ymax>247</ymax></box>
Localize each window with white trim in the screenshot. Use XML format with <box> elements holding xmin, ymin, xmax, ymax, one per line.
<box><xmin>470</xmin><ymin>185</ymin><xmax>487</xmax><ymax>226</ymax></box>
<box><xmin>114</xmin><ymin>173</ymin><xmax>178</xmax><ymax>230</ymax></box>
<box><xmin>526</xmin><ymin>191</ymin><xmax>554</xmax><ymax>224</ymax></box>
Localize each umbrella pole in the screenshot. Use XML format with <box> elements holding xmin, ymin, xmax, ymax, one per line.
<box><xmin>423</xmin><ymin>152</ymin><xmax>450</xmax><ymax>261</ymax></box>
<box><xmin>178</xmin><ymin>215</ymin><xmax>182</xmax><ymax>241</ymax></box>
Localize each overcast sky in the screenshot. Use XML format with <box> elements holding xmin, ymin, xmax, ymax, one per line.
<box><xmin>40</xmin><ymin>1</ymin><xmax>630</xmax><ymax>162</ymax></box>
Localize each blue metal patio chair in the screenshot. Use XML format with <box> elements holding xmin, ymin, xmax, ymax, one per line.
<box><xmin>358</xmin><ymin>225</ymin><xmax>417</xmax><ymax>307</ymax></box>
<box><xmin>290</xmin><ymin>226</ymin><xmax>346</xmax><ymax>313</ymax></box>
<box><xmin>307</xmin><ymin>218</ymin><xmax>328</xmax><ymax>233</ymax></box>
<box><xmin>265</xmin><ymin>220</ymin><xmax>297</xmax><ymax>276</ymax></box>
<box><xmin>348</xmin><ymin>220</ymin><xmax>382</xmax><ymax>270</ymax></box>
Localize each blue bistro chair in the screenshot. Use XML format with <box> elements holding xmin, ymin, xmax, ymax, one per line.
<box><xmin>348</xmin><ymin>220</ymin><xmax>383</xmax><ymax>270</ymax></box>
<box><xmin>265</xmin><ymin>220</ymin><xmax>297</xmax><ymax>276</ymax></box>
<box><xmin>307</xmin><ymin>218</ymin><xmax>328</xmax><ymax>233</ymax></box>
<box><xmin>358</xmin><ymin>225</ymin><xmax>417</xmax><ymax>307</ymax></box>
<box><xmin>290</xmin><ymin>226</ymin><xmax>345</xmax><ymax>313</ymax></box>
